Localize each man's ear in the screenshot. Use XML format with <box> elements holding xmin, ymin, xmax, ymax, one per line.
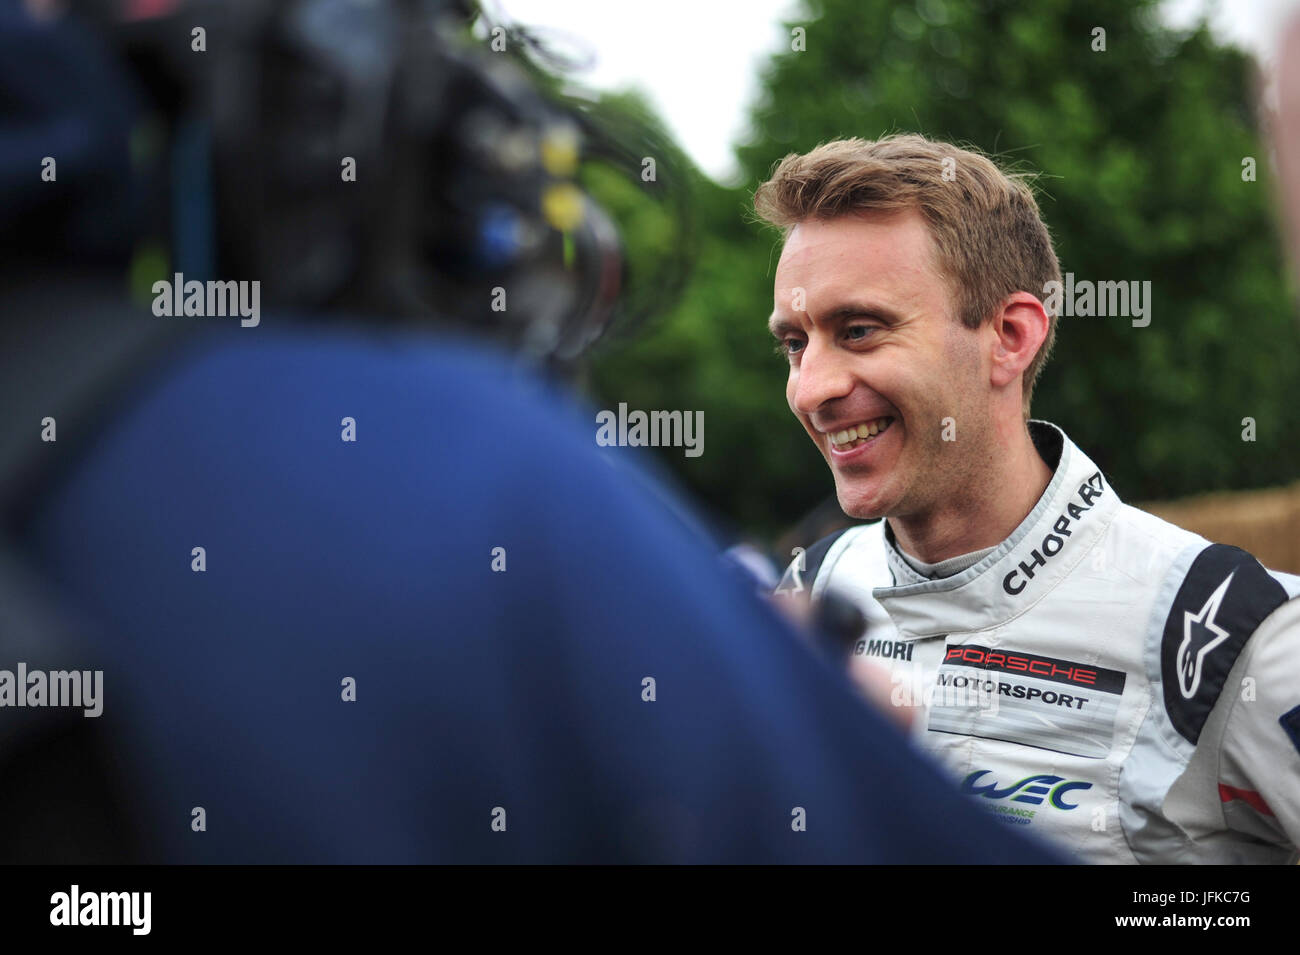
<box><xmin>988</xmin><ymin>292</ymin><xmax>1049</xmax><ymax>392</ymax></box>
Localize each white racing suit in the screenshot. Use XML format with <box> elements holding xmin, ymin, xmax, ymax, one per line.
<box><xmin>780</xmin><ymin>421</ymin><xmax>1300</xmax><ymax>863</ymax></box>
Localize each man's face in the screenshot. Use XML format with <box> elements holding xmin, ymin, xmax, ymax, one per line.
<box><xmin>770</xmin><ymin>210</ymin><xmax>990</xmax><ymax>520</ymax></box>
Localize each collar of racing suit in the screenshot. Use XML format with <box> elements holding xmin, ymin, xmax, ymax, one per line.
<box><xmin>872</xmin><ymin>420</ymin><xmax>1120</xmax><ymax>640</ymax></box>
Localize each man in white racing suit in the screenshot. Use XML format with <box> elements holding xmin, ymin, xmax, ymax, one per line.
<box><xmin>784</xmin><ymin>420</ymin><xmax>1300</xmax><ymax>863</ymax></box>
<box><xmin>757</xmin><ymin>134</ymin><xmax>1300</xmax><ymax>863</ymax></box>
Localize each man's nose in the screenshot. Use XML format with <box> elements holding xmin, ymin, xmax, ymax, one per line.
<box><xmin>791</xmin><ymin>337</ymin><xmax>856</xmax><ymax>416</ymax></box>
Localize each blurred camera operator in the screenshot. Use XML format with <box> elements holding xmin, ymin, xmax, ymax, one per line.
<box><xmin>0</xmin><ymin>0</ymin><xmax>1062</xmax><ymax>863</ymax></box>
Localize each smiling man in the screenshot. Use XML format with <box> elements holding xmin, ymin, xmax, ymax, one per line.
<box><xmin>760</xmin><ymin>134</ymin><xmax>1300</xmax><ymax>864</ymax></box>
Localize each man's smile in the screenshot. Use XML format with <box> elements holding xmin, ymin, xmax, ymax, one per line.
<box><xmin>821</xmin><ymin>415</ymin><xmax>895</xmax><ymax>451</ymax></box>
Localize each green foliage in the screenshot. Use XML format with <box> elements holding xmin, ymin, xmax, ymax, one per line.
<box><xmin>585</xmin><ymin>0</ymin><xmax>1300</xmax><ymax>539</ymax></box>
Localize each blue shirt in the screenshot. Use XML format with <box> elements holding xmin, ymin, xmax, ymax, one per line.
<box><xmin>24</xmin><ymin>324</ymin><xmax>1066</xmax><ymax>863</ymax></box>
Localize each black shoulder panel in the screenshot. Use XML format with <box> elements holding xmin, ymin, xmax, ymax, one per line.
<box><xmin>1161</xmin><ymin>543</ymin><xmax>1287</xmax><ymax>744</ymax></box>
<box><xmin>774</xmin><ymin>526</ymin><xmax>857</xmax><ymax>596</ymax></box>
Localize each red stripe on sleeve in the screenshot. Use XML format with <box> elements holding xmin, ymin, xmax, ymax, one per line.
<box><xmin>1218</xmin><ymin>783</ymin><xmax>1275</xmax><ymax>816</ymax></box>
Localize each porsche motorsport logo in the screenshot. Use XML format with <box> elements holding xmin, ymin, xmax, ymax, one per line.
<box><xmin>928</xmin><ymin>645</ymin><xmax>1126</xmax><ymax>758</ymax></box>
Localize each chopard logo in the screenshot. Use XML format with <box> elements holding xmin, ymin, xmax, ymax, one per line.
<box><xmin>1177</xmin><ymin>572</ymin><xmax>1235</xmax><ymax>699</ymax></box>
<box><xmin>1002</xmin><ymin>471</ymin><xmax>1105</xmax><ymax>596</ymax></box>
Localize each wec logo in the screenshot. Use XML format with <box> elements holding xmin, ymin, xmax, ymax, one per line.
<box><xmin>961</xmin><ymin>770</ymin><xmax>1092</xmax><ymax>810</ymax></box>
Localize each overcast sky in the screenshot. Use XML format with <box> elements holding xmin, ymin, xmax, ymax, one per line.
<box><xmin>492</xmin><ymin>0</ymin><xmax>1297</xmax><ymax>183</ymax></box>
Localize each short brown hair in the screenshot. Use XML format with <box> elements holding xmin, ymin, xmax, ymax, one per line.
<box><xmin>753</xmin><ymin>133</ymin><xmax>1061</xmax><ymax>414</ymax></box>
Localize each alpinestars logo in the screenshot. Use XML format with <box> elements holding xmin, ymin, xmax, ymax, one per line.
<box><xmin>1178</xmin><ymin>572</ymin><xmax>1235</xmax><ymax>700</ymax></box>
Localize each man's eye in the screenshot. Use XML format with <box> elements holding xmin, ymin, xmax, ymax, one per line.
<box><xmin>779</xmin><ymin>337</ymin><xmax>805</xmax><ymax>356</ymax></box>
<box><xmin>845</xmin><ymin>325</ymin><xmax>875</xmax><ymax>342</ymax></box>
